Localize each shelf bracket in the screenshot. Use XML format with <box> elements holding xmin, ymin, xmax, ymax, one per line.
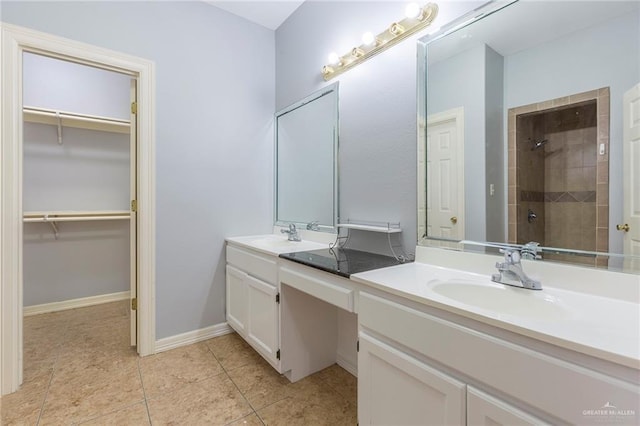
<box><xmin>55</xmin><ymin>111</ymin><xmax>63</xmax><ymax>145</ymax></box>
<box><xmin>43</xmin><ymin>214</ymin><xmax>59</xmax><ymax>239</ymax></box>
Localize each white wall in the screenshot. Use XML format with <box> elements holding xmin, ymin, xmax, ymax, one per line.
<box><xmin>276</xmin><ymin>1</ymin><xmax>483</xmax><ymax>255</ymax></box>
<box><xmin>504</xmin><ymin>12</ymin><xmax>640</xmax><ymax>254</ymax></box>
<box><xmin>2</xmin><ymin>1</ymin><xmax>275</xmax><ymax>339</ymax></box>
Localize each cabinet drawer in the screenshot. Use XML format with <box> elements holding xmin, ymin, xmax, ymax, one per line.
<box><xmin>227</xmin><ymin>244</ymin><xmax>277</xmax><ymax>284</ymax></box>
<box><xmin>359</xmin><ymin>292</ymin><xmax>640</xmax><ymax>424</ymax></box>
<box><xmin>280</xmin><ymin>265</ymin><xmax>354</xmax><ymax>311</ymax></box>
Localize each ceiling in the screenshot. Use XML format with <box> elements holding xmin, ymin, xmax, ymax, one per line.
<box><xmin>204</xmin><ymin>1</ymin><xmax>306</xmax><ymax>30</ymax></box>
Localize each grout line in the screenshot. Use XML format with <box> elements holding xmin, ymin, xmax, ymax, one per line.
<box><xmin>205</xmin><ymin>341</ymin><xmax>264</xmax><ymax>424</ymax></box>
<box><xmin>137</xmin><ymin>357</ymin><xmax>153</xmax><ymax>425</ymax></box>
<box><xmin>33</xmin><ymin>311</ymin><xmax>73</xmax><ymax>426</ymax></box>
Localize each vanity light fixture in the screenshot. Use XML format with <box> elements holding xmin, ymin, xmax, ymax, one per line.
<box><xmin>321</xmin><ymin>2</ymin><xmax>438</xmax><ymax>81</ymax></box>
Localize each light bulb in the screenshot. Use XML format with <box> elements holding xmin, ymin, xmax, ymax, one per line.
<box><xmin>362</xmin><ymin>31</ymin><xmax>375</xmax><ymax>46</ymax></box>
<box><xmin>405</xmin><ymin>2</ymin><xmax>421</xmax><ymax>19</ymax></box>
<box><xmin>328</xmin><ymin>52</ymin><xmax>340</xmax><ymax>65</ymax></box>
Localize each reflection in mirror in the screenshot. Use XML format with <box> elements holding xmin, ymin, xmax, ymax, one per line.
<box><xmin>417</xmin><ymin>0</ymin><xmax>640</xmax><ymax>272</ymax></box>
<box><xmin>275</xmin><ymin>83</ymin><xmax>339</xmax><ymax>232</ymax></box>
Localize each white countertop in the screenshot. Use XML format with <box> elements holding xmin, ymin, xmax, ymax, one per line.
<box><xmin>352</xmin><ymin>262</ymin><xmax>640</xmax><ymax>370</ymax></box>
<box><xmin>226</xmin><ymin>233</ymin><xmax>331</xmax><ymax>256</ymax></box>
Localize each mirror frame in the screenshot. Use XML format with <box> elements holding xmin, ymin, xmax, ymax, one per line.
<box><xmin>415</xmin><ymin>0</ymin><xmax>640</xmax><ymax>272</ymax></box>
<box><xmin>274</xmin><ymin>82</ymin><xmax>340</xmax><ymax>232</ymax></box>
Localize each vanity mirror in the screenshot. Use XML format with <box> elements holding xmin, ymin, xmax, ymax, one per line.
<box><xmin>417</xmin><ymin>0</ymin><xmax>640</xmax><ymax>271</ymax></box>
<box><xmin>275</xmin><ymin>83</ymin><xmax>339</xmax><ymax>232</ymax></box>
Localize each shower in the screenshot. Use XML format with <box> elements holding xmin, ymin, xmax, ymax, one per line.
<box><xmin>529</xmin><ymin>137</ymin><xmax>549</xmax><ymax>151</ymax></box>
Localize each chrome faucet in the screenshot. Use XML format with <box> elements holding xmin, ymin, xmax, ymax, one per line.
<box><xmin>306</xmin><ymin>221</ymin><xmax>320</xmax><ymax>231</ymax></box>
<box><xmin>491</xmin><ymin>248</ymin><xmax>542</xmax><ymax>290</ymax></box>
<box><xmin>281</xmin><ymin>223</ymin><xmax>301</xmax><ymax>242</ymax></box>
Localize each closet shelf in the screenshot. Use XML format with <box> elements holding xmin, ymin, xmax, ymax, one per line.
<box><xmin>23</xmin><ymin>210</ymin><xmax>131</xmax><ymax>223</ymax></box>
<box><xmin>23</xmin><ymin>106</ymin><xmax>130</xmax><ymax>134</ymax></box>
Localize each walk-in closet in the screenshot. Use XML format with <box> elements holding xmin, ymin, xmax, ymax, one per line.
<box><xmin>22</xmin><ymin>52</ymin><xmax>137</xmax><ymax>379</ymax></box>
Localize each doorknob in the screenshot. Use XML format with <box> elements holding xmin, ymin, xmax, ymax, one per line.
<box><xmin>450</xmin><ymin>216</ymin><xmax>457</xmax><ymax>224</ymax></box>
<box><xmin>616</xmin><ymin>223</ymin><xmax>630</xmax><ymax>232</ymax></box>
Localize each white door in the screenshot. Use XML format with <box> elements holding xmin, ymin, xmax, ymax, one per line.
<box><xmin>427</xmin><ymin>108</ymin><xmax>465</xmax><ymax>241</ymax></box>
<box><xmin>467</xmin><ymin>387</ymin><xmax>549</xmax><ymax>426</ymax></box>
<box><xmin>358</xmin><ymin>333</ymin><xmax>466</xmax><ymax>425</ymax></box>
<box><xmin>246</xmin><ymin>275</ymin><xmax>279</xmax><ymax>364</ymax></box>
<box><xmin>129</xmin><ymin>79</ymin><xmax>138</xmax><ymax>347</ymax></box>
<box><xmin>622</xmin><ymin>83</ymin><xmax>640</xmax><ymax>271</ymax></box>
<box><xmin>225</xmin><ymin>265</ymin><xmax>248</xmax><ymax>334</ymax></box>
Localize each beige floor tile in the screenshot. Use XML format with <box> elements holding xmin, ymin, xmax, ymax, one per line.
<box><xmin>39</xmin><ymin>365</ymin><xmax>144</xmax><ymax>425</ymax></box>
<box><xmin>0</xmin><ymin>370</ymin><xmax>50</xmax><ymax>426</ymax></box>
<box><xmin>227</xmin><ymin>412</ymin><xmax>265</xmax><ymax>425</ymax></box>
<box><xmin>147</xmin><ymin>374</ymin><xmax>253</xmax><ymax>425</ymax></box>
<box><xmin>78</xmin><ymin>401</ymin><xmax>150</xmax><ymax>425</ymax></box>
<box><xmin>257</xmin><ymin>375</ymin><xmax>357</xmax><ymax>426</ymax></box>
<box><xmin>205</xmin><ymin>333</ymin><xmax>263</xmax><ymax>372</ymax></box>
<box><xmin>66</xmin><ymin>301</ymin><xmax>129</xmax><ymax>329</ymax></box>
<box><xmin>140</xmin><ymin>342</ymin><xmax>224</xmax><ymax>398</ymax></box>
<box><xmin>55</xmin><ymin>343</ymin><xmax>139</xmax><ymax>377</ymax></box>
<box><xmin>315</xmin><ymin>364</ymin><xmax>357</xmax><ymax>406</ymax></box>
<box><xmin>227</xmin><ymin>357</ymin><xmax>291</xmax><ymax>410</ymax></box>
<box><xmin>64</xmin><ymin>318</ymin><xmax>130</xmax><ymax>350</ymax></box>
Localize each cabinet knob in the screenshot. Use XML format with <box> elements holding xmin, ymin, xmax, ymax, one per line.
<box><xmin>450</xmin><ymin>216</ymin><xmax>458</xmax><ymax>224</ymax></box>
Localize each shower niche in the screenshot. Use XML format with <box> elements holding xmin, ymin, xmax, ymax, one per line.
<box><xmin>508</xmin><ymin>88</ymin><xmax>610</xmax><ymax>266</ymax></box>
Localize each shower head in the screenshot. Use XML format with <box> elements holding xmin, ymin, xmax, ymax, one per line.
<box><xmin>530</xmin><ymin>138</ymin><xmax>549</xmax><ymax>151</ymax></box>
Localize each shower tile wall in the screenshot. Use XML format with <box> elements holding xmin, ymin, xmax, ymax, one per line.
<box><xmin>508</xmin><ymin>88</ymin><xmax>609</xmax><ymax>267</ymax></box>
<box><xmin>543</xmin><ymin>102</ymin><xmax>597</xmax><ymax>264</ymax></box>
<box><xmin>514</xmin><ymin>114</ymin><xmax>546</xmax><ymax>245</ymax></box>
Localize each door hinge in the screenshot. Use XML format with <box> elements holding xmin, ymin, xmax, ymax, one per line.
<box><xmin>276</xmin><ymin>293</ymin><xmax>280</xmax><ymax>304</ymax></box>
<box><xmin>131</xmin><ymin>297</ymin><xmax>138</xmax><ymax>311</ymax></box>
<box><xmin>276</xmin><ymin>349</ymin><xmax>281</xmax><ymax>360</ymax></box>
<box><xmin>357</xmin><ymin>340</ymin><xmax>359</xmax><ymax>352</ymax></box>
<box><xmin>131</xmin><ymin>101</ymin><xmax>137</xmax><ymax>114</ymax></box>
<box><xmin>131</xmin><ymin>199</ymin><xmax>137</xmax><ymax>212</ymax></box>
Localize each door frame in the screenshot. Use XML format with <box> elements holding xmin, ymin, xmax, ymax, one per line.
<box><xmin>0</xmin><ymin>22</ymin><xmax>157</xmax><ymax>394</ymax></box>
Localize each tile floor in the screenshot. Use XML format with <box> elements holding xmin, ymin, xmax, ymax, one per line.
<box><xmin>1</xmin><ymin>300</ymin><xmax>357</xmax><ymax>425</ymax></box>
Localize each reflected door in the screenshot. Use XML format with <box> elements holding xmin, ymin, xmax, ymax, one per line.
<box><xmin>623</xmin><ymin>83</ymin><xmax>640</xmax><ymax>270</ymax></box>
<box><xmin>427</xmin><ymin>108</ymin><xmax>464</xmax><ymax>240</ymax></box>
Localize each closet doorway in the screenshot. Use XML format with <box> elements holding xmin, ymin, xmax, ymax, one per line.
<box><xmin>22</xmin><ymin>52</ymin><xmax>138</xmax><ymax>343</ymax></box>
<box><xmin>1</xmin><ymin>23</ymin><xmax>156</xmax><ymax>395</ymax></box>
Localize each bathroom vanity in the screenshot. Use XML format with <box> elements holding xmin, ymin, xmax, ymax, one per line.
<box><xmin>226</xmin><ymin>235</ymin><xmax>639</xmax><ymax>425</ymax></box>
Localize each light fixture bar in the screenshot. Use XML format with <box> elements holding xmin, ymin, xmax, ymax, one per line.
<box><xmin>322</xmin><ymin>3</ymin><xmax>438</xmax><ymax>81</ymax></box>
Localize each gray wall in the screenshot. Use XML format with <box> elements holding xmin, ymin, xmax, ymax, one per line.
<box><xmin>23</xmin><ymin>53</ymin><xmax>132</xmax><ymax>306</ymax></box>
<box><xmin>2</xmin><ymin>1</ymin><xmax>275</xmax><ymax>339</ymax></box>
<box><xmin>504</xmin><ymin>12</ymin><xmax>640</xmax><ymax>254</ymax></box>
<box><xmin>276</xmin><ymin>1</ymin><xmax>481</xmax><ymax>255</ymax></box>
<box><xmin>484</xmin><ymin>46</ymin><xmax>505</xmax><ymax>243</ymax></box>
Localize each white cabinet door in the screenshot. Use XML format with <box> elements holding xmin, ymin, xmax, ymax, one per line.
<box><xmin>358</xmin><ymin>333</ymin><xmax>466</xmax><ymax>426</ymax></box>
<box><xmin>246</xmin><ymin>274</ymin><xmax>279</xmax><ymax>364</ymax></box>
<box><xmin>226</xmin><ymin>264</ymin><xmax>248</xmax><ymax>334</ymax></box>
<box><xmin>467</xmin><ymin>387</ymin><xmax>549</xmax><ymax>426</ymax></box>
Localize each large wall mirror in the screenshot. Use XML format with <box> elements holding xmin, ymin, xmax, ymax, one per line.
<box><xmin>275</xmin><ymin>83</ymin><xmax>339</xmax><ymax>231</ymax></box>
<box><xmin>417</xmin><ymin>0</ymin><xmax>640</xmax><ymax>272</ymax></box>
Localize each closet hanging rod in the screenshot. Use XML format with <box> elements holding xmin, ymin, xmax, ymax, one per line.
<box><xmin>23</xmin><ymin>210</ymin><xmax>131</xmax><ymax>223</ymax></box>
<box><xmin>23</xmin><ymin>106</ymin><xmax>130</xmax><ymax>134</ymax></box>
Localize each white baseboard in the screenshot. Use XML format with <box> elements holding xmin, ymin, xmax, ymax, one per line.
<box><xmin>337</xmin><ymin>353</ymin><xmax>358</xmax><ymax>377</ymax></box>
<box><xmin>155</xmin><ymin>322</ymin><xmax>234</xmax><ymax>353</ymax></box>
<box><xmin>24</xmin><ymin>291</ymin><xmax>130</xmax><ymax>316</ymax></box>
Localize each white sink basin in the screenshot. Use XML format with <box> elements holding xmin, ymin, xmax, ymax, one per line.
<box><xmin>250</xmin><ymin>235</ymin><xmax>304</xmax><ymax>248</ymax></box>
<box><xmin>227</xmin><ymin>234</ymin><xmax>329</xmax><ymax>255</ymax></box>
<box><xmin>428</xmin><ymin>279</ymin><xmax>571</xmax><ymax>320</ymax></box>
